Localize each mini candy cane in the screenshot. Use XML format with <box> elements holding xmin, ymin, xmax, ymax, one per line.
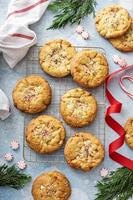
<box><xmin>112</xmin><ymin>55</ymin><xmax>133</xmax><ymax>100</ymax></box>
<box><xmin>119</xmin><ymin>75</ymin><xmax>133</xmax><ymax>100</ymax></box>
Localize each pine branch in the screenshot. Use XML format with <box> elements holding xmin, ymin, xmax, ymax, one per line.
<box><xmin>95</xmin><ymin>167</ymin><xmax>133</xmax><ymax>200</ymax></box>
<box><xmin>48</xmin><ymin>0</ymin><xmax>97</xmax><ymax>29</ymax></box>
<box><xmin>0</xmin><ymin>164</ymin><xmax>31</xmax><ymax>189</ymax></box>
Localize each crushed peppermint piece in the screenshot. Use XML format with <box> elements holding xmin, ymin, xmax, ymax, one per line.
<box><xmin>100</xmin><ymin>168</ymin><xmax>109</xmax><ymax>177</ymax></box>
<box><xmin>10</xmin><ymin>140</ymin><xmax>20</xmax><ymax>150</ymax></box>
<box><xmin>4</xmin><ymin>153</ymin><xmax>14</xmax><ymax>162</ymax></box>
<box><xmin>118</xmin><ymin>59</ymin><xmax>127</xmax><ymax>68</ymax></box>
<box><xmin>17</xmin><ymin>160</ymin><xmax>27</xmax><ymax>170</ymax></box>
<box><xmin>76</xmin><ymin>25</ymin><xmax>84</xmax><ymax>34</ymax></box>
<box><xmin>81</xmin><ymin>31</ymin><xmax>90</xmax><ymax>40</ymax></box>
<box><xmin>112</xmin><ymin>55</ymin><xmax>121</xmax><ymax>64</ymax></box>
<box><xmin>112</xmin><ymin>55</ymin><xmax>127</xmax><ymax>67</ymax></box>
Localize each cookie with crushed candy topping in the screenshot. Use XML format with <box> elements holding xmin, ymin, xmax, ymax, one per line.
<box><xmin>12</xmin><ymin>74</ymin><xmax>51</xmax><ymax>114</ymax></box>
<box><xmin>60</xmin><ymin>88</ymin><xmax>97</xmax><ymax>127</ymax></box>
<box><xmin>26</xmin><ymin>115</ymin><xmax>66</xmax><ymax>154</ymax></box>
<box><xmin>125</xmin><ymin>118</ymin><xmax>133</xmax><ymax>149</ymax></box>
<box><xmin>70</xmin><ymin>50</ymin><xmax>109</xmax><ymax>88</ymax></box>
<box><xmin>32</xmin><ymin>171</ymin><xmax>71</xmax><ymax>200</ymax></box>
<box><xmin>95</xmin><ymin>5</ymin><xmax>131</xmax><ymax>39</ymax></box>
<box><xmin>64</xmin><ymin>132</ymin><xmax>104</xmax><ymax>172</ymax></box>
<box><xmin>39</xmin><ymin>39</ymin><xmax>77</xmax><ymax>77</ymax></box>
<box><xmin>109</xmin><ymin>19</ymin><xmax>133</xmax><ymax>52</ymax></box>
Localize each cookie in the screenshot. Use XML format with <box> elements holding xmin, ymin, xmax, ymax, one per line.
<box><xmin>39</xmin><ymin>39</ymin><xmax>77</xmax><ymax>77</ymax></box>
<box><xmin>26</xmin><ymin>115</ymin><xmax>66</xmax><ymax>154</ymax></box>
<box><xmin>60</xmin><ymin>88</ymin><xmax>97</xmax><ymax>127</ymax></box>
<box><xmin>95</xmin><ymin>5</ymin><xmax>131</xmax><ymax>39</ymax></box>
<box><xmin>125</xmin><ymin>118</ymin><xmax>133</xmax><ymax>149</ymax></box>
<box><xmin>109</xmin><ymin>19</ymin><xmax>133</xmax><ymax>52</ymax></box>
<box><xmin>32</xmin><ymin>171</ymin><xmax>71</xmax><ymax>200</ymax></box>
<box><xmin>12</xmin><ymin>74</ymin><xmax>51</xmax><ymax>114</ymax></box>
<box><xmin>64</xmin><ymin>132</ymin><xmax>104</xmax><ymax>172</ymax></box>
<box><xmin>70</xmin><ymin>50</ymin><xmax>109</xmax><ymax>88</ymax></box>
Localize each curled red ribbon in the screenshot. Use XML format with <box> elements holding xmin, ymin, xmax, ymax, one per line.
<box><xmin>105</xmin><ymin>65</ymin><xmax>133</xmax><ymax>169</ymax></box>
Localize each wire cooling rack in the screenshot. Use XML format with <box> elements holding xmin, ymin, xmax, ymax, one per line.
<box><xmin>23</xmin><ymin>46</ymin><xmax>106</xmax><ymax>163</ymax></box>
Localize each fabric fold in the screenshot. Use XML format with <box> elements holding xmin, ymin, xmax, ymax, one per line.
<box><xmin>0</xmin><ymin>0</ymin><xmax>50</xmax><ymax>68</ymax></box>
<box><xmin>0</xmin><ymin>89</ymin><xmax>11</xmax><ymax>120</ymax></box>
<box><xmin>0</xmin><ymin>0</ymin><xmax>50</xmax><ymax>120</ymax></box>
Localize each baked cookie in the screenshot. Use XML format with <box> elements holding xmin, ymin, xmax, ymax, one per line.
<box><xmin>12</xmin><ymin>74</ymin><xmax>51</xmax><ymax>114</ymax></box>
<box><xmin>26</xmin><ymin>115</ymin><xmax>66</xmax><ymax>154</ymax></box>
<box><xmin>125</xmin><ymin>118</ymin><xmax>133</xmax><ymax>149</ymax></box>
<box><xmin>64</xmin><ymin>132</ymin><xmax>104</xmax><ymax>172</ymax></box>
<box><xmin>39</xmin><ymin>39</ymin><xmax>77</xmax><ymax>77</ymax></box>
<box><xmin>95</xmin><ymin>5</ymin><xmax>131</xmax><ymax>39</ymax></box>
<box><xmin>60</xmin><ymin>88</ymin><xmax>97</xmax><ymax>127</ymax></box>
<box><xmin>109</xmin><ymin>19</ymin><xmax>133</xmax><ymax>52</ymax></box>
<box><xmin>32</xmin><ymin>171</ymin><xmax>71</xmax><ymax>200</ymax></box>
<box><xmin>70</xmin><ymin>50</ymin><xmax>109</xmax><ymax>88</ymax></box>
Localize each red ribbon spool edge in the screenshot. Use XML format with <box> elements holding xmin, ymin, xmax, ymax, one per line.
<box><xmin>105</xmin><ymin>65</ymin><xmax>133</xmax><ymax>170</ymax></box>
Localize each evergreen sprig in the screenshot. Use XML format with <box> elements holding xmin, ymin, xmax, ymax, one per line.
<box><xmin>95</xmin><ymin>167</ymin><xmax>133</xmax><ymax>200</ymax></box>
<box><xmin>48</xmin><ymin>0</ymin><xmax>97</xmax><ymax>29</ymax></box>
<box><xmin>0</xmin><ymin>164</ymin><xmax>31</xmax><ymax>189</ymax></box>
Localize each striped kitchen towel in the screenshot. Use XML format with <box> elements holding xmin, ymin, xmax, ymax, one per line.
<box><xmin>0</xmin><ymin>0</ymin><xmax>50</xmax><ymax>68</ymax></box>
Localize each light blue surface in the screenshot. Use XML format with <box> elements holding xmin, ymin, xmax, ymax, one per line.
<box><xmin>0</xmin><ymin>0</ymin><xmax>133</xmax><ymax>200</ymax></box>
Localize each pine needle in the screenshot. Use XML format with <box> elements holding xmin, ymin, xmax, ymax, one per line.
<box><xmin>48</xmin><ymin>0</ymin><xmax>97</xmax><ymax>29</ymax></box>
<box><xmin>95</xmin><ymin>167</ymin><xmax>133</xmax><ymax>200</ymax></box>
<box><xmin>0</xmin><ymin>164</ymin><xmax>31</xmax><ymax>189</ymax></box>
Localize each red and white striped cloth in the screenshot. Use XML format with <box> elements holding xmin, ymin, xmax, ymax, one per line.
<box><xmin>0</xmin><ymin>0</ymin><xmax>50</xmax><ymax>120</ymax></box>
<box><xmin>0</xmin><ymin>0</ymin><xmax>50</xmax><ymax>68</ymax></box>
<box><xmin>0</xmin><ymin>89</ymin><xmax>11</xmax><ymax>120</ymax></box>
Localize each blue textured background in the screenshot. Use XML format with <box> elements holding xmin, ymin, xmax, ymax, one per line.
<box><xmin>0</xmin><ymin>0</ymin><xmax>133</xmax><ymax>199</ymax></box>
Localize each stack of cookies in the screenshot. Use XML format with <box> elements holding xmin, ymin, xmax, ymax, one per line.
<box><xmin>95</xmin><ymin>5</ymin><xmax>133</xmax><ymax>52</ymax></box>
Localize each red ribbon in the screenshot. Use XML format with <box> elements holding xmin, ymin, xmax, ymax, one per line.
<box><xmin>105</xmin><ymin>65</ymin><xmax>133</xmax><ymax>170</ymax></box>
